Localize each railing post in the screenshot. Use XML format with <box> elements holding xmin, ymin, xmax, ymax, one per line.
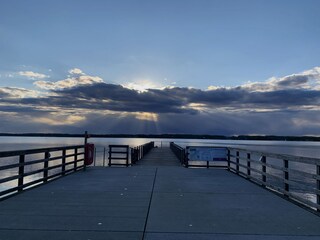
<box><xmin>93</xmin><ymin>147</ymin><xmax>97</xmax><ymax>167</ymax></box>
<box><xmin>181</xmin><ymin>149</ymin><xmax>184</xmax><ymax>165</ymax></box>
<box><xmin>185</xmin><ymin>148</ymin><xmax>189</xmax><ymax>168</ymax></box>
<box><xmin>94</xmin><ymin>147</ymin><xmax>97</xmax><ymax>166</ymax></box>
<box><xmin>84</xmin><ymin>130</ymin><xmax>89</xmax><ymax>144</ymax></box>
<box><xmin>103</xmin><ymin>147</ymin><xmax>106</xmax><ymax>167</ymax></box>
<box><xmin>108</xmin><ymin>146</ymin><xmax>112</xmax><ymax>167</ymax></box>
<box><xmin>227</xmin><ymin>149</ymin><xmax>230</xmax><ymax>170</ymax></box>
<box><xmin>131</xmin><ymin>148</ymin><xmax>134</xmax><ymax>165</ymax></box>
<box><xmin>74</xmin><ymin>148</ymin><xmax>78</xmax><ymax>171</ymax></box>
<box><xmin>44</xmin><ymin>151</ymin><xmax>49</xmax><ymax>182</ymax></box>
<box><xmin>262</xmin><ymin>156</ymin><xmax>266</xmax><ymax>186</ymax></box>
<box><xmin>317</xmin><ymin>164</ymin><xmax>320</xmax><ymax>212</ymax></box>
<box><xmin>18</xmin><ymin>154</ymin><xmax>25</xmax><ymax>192</ymax></box>
<box><xmin>284</xmin><ymin>159</ymin><xmax>289</xmax><ymax>198</ymax></box>
<box><xmin>236</xmin><ymin>151</ymin><xmax>239</xmax><ymax>174</ymax></box>
<box><xmin>62</xmin><ymin>149</ymin><xmax>66</xmax><ymax>176</ymax></box>
<box><xmin>247</xmin><ymin>153</ymin><xmax>251</xmax><ymax>179</ymax></box>
<box><xmin>126</xmin><ymin>146</ymin><xmax>129</xmax><ymax>167</ymax></box>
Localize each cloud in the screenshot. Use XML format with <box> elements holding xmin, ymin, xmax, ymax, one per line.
<box><xmin>2</xmin><ymin>66</ymin><xmax>320</xmax><ymax>135</ymax></box>
<box><xmin>19</xmin><ymin>71</ymin><xmax>49</xmax><ymax>79</ymax></box>
<box><xmin>122</xmin><ymin>79</ymin><xmax>174</xmax><ymax>93</ymax></box>
<box><xmin>68</xmin><ymin>68</ymin><xmax>85</xmax><ymax>75</ymax></box>
<box><xmin>241</xmin><ymin>66</ymin><xmax>320</xmax><ymax>92</ymax></box>
<box><xmin>34</xmin><ymin>75</ymin><xmax>103</xmax><ymax>90</ymax></box>
<box><xmin>0</xmin><ymin>87</ymin><xmax>43</xmax><ymax>98</ymax></box>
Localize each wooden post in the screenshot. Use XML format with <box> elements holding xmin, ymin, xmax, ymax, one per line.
<box><xmin>74</xmin><ymin>148</ymin><xmax>78</xmax><ymax>171</ymax></box>
<box><xmin>317</xmin><ymin>164</ymin><xmax>320</xmax><ymax>212</ymax></box>
<box><xmin>181</xmin><ymin>149</ymin><xmax>185</xmax><ymax>165</ymax></box>
<box><xmin>126</xmin><ymin>146</ymin><xmax>129</xmax><ymax>167</ymax></box>
<box><xmin>227</xmin><ymin>149</ymin><xmax>230</xmax><ymax>170</ymax></box>
<box><xmin>247</xmin><ymin>153</ymin><xmax>251</xmax><ymax>179</ymax></box>
<box><xmin>18</xmin><ymin>154</ymin><xmax>25</xmax><ymax>192</ymax></box>
<box><xmin>284</xmin><ymin>159</ymin><xmax>289</xmax><ymax>198</ymax></box>
<box><xmin>108</xmin><ymin>146</ymin><xmax>112</xmax><ymax>167</ymax></box>
<box><xmin>131</xmin><ymin>148</ymin><xmax>134</xmax><ymax>165</ymax></box>
<box><xmin>84</xmin><ymin>131</ymin><xmax>89</xmax><ymax>145</ymax></box>
<box><xmin>236</xmin><ymin>151</ymin><xmax>239</xmax><ymax>174</ymax></box>
<box><xmin>62</xmin><ymin>149</ymin><xmax>66</xmax><ymax>175</ymax></box>
<box><xmin>103</xmin><ymin>147</ymin><xmax>106</xmax><ymax>167</ymax></box>
<box><xmin>44</xmin><ymin>151</ymin><xmax>49</xmax><ymax>182</ymax></box>
<box><xmin>186</xmin><ymin>148</ymin><xmax>189</xmax><ymax>168</ymax></box>
<box><xmin>93</xmin><ymin>147</ymin><xmax>96</xmax><ymax>166</ymax></box>
<box><xmin>262</xmin><ymin>156</ymin><xmax>266</xmax><ymax>186</ymax></box>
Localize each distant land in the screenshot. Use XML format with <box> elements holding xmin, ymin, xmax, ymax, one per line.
<box><xmin>1</xmin><ymin>133</ymin><xmax>320</xmax><ymax>142</ymax></box>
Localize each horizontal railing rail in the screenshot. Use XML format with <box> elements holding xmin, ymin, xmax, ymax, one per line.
<box><xmin>131</xmin><ymin>141</ymin><xmax>154</xmax><ymax>164</ymax></box>
<box><xmin>0</xmin><ymin>145</ymin><xmax>85</xmax><ymax>199</ymax></box>
<box><xmin>108</xmin><ymin>145</ymin><xmax>129</xmax><ymax>167</ymax></box>
<box><xmin>227</xmin><ymin>147</ymin><xmax>320</xmax><ymax>213</ymax></box>
<box><xmin>170</xmin><ymin>142</ymin><xmax>186</xmax><ymax>165</ymax></box>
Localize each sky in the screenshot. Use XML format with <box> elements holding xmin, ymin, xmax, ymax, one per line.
<box><xmin>0</xmin><ymin>0</ymin><xmax>320</xmax><ymax>135</ymax></box>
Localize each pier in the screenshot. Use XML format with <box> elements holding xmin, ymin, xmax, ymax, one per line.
<box><xmin>0</xmin><ymin>144</ymin><xmax>320</xmax><ymax>239</ymax></box>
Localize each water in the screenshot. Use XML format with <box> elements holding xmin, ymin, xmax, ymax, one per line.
<box><xmin>1</xmin><ymin>136</ymin><xmax>320</xmax><ymax>157</ymax></box>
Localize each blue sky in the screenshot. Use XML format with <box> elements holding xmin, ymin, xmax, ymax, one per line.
<box><xmin>1</xmin><ymin>0</ymin><xmax>320</xmax><ymax>135</ymax></box>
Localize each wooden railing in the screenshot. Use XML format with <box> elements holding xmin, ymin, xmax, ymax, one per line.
<box><xmin>131</xmin><ymin>141</ymin><xmax>154</xmax><ymax>164</ymax></box>
<box><xmin>170</xmin><ymin>142</ymin><xmax>186</xmax><ymax>165</ymax></box>
<box><xmin>108</xmin><ymin>145</ymin><xmax>130</xmax><ymax>167</ymax></box>
<box><xmin>0</xmin><ymin>145</ymin><xmax>85</xmax><ymax>198</ymax></box>
<box><xmin>227</xmin><ymin>147</ymin><xmax>320</xmax><ymax>212</ymax></box>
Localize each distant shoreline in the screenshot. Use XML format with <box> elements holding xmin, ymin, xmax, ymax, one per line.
<box><xmin>1</xmin><ymin>133</ymin><xmax>320</xmax><ymax>142</ymax></box>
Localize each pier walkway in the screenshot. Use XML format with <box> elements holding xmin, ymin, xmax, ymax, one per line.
<box><xmin>136</xmin><ymin>147</ymin><xmax>180</xmax><ymax>166</ymax></box>
<box><xmin>1</xmin><ymin>148</ymin><xmax>320</xmax><ymax>239</ymax></box>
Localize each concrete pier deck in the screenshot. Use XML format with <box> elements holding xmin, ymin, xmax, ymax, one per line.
<box><xmin>136</xmin><ymin>147</ymin><xmax>181</xmax><ymax>166</ymax></box>
<box><xmin>0</xmin><ymin>148</ymin><xmax>320</xmax><ymax>239</ymax></box>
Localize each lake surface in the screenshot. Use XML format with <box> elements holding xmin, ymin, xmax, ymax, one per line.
<box><xmin>1</xmin><ymin>136</ymin><xmax>320</xmax><ymax>158</ymax></box>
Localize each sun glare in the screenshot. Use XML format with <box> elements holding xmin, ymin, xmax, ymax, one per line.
<box><xmin>123</xmin><ymin>79</ymin><xmax>164</xmax><ymax>92</ymax></box>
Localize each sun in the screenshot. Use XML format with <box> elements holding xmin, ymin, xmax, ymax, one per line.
<box><xmin>122</xmin><ymin>79</ymin><xmax>163</xmax><ymax>92</ymax></box>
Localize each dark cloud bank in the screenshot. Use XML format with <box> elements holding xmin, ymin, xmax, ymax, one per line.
<box><xmin>1</xmin><ymin>81</ymin><xmax>320</xmax><ymax>135</ymax></box>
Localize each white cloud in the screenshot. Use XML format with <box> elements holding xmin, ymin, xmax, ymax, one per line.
<box><xmin>19</xmin><ymin>71</ymin><xmax>49</xmax><ymax>80</ymax></box>
<box><xmin>0</xmin><ymin>87</ymin><xmax>44</xmax><ymax>98</ymax></box>
<box><xmin>34</xmin><ymin>75</ymin><xmax>103</xmax><ymax>90</ymax></box>
<box><xmin>241</xmin><ymin>66</ymin><xmax>320</xmax><ymax>92</ymax></box>
<box><xmin>69</xmin><ymin>68</ymin><xmax>84</xmax><ymax>75</ymax></box>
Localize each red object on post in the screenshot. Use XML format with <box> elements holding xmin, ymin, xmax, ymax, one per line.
<box><xmin>85</xmin><ymin>143</ymin><xmax>94</xmax><ymax>165</ymax></box>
